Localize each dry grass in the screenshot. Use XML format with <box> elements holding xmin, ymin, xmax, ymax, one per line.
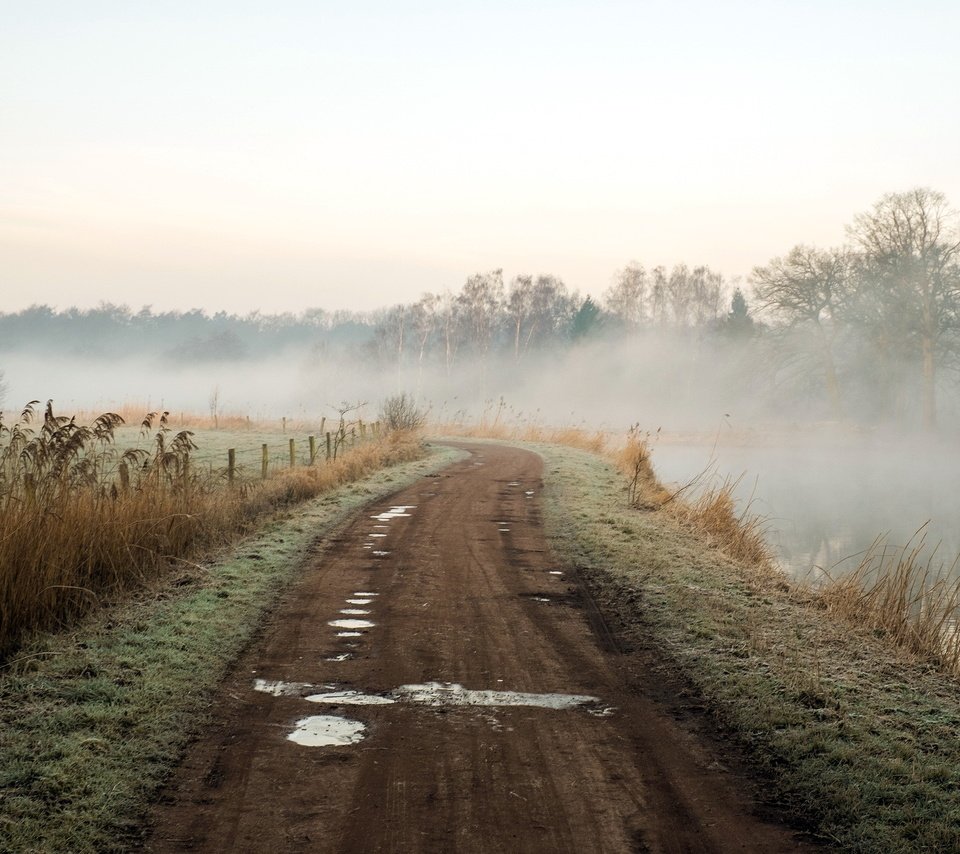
<box><xmin>814</xmin><ymin>530</ymin><xmax>960</xmax><ymax>677</ymax></box>
<box><xmin>0</xmin><ymin>402</ymin><xmax>421</xmax><ymax>656</ymax></box>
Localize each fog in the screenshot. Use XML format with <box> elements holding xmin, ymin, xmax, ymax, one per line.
<box><xmin>4</xmin><ymin>319</ymin><xmax>959</xmax><ymax>588</ymax></box>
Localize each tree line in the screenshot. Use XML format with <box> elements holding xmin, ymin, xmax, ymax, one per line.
<box><xmin>2</xmin><ymin>187</ymin><xmax>957</xmax><ymax>429</ymax></box>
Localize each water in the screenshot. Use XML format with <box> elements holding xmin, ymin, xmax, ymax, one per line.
<box><xmin>652</xmin><ymin>439</ymin><xmax>960</xmax><ymax>580</ymax></box>
<box><xmin>329</xmin><ymin>619</ymin><xmax>375</xmax><ymax>630</ymax></box>
<box><xmin>288</xmin><ymin>715</ymin><xmax>366</xmax><ymax>747</ymax></box>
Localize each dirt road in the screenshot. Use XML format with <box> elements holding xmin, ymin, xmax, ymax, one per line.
<box><xmin>146</xmin><ymin>443</ymin><xmax>809</xmax><ymax>853</ymax></box>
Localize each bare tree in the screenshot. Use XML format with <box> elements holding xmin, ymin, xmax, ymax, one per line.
<box><xmin>604</xmin><ymin>263</ymin><xmax>647</xmax><ymax>329</ymax></box>
<box><xmin>752</xmin><ymin>245</ymin><xmax>852</xmax><ymax>418</ymax></box>
<box><xmin>849</xmin><ymin>188</ymin><xmax>960</xmax><ymax>429</ymax></box>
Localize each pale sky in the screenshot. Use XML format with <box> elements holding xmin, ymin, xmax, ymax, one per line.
<box><xmin>2</xmin><ymin>1</ymin><xmax>959</xmax><ymax>314</ymax></box>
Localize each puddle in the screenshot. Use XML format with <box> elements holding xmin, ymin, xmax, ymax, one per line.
<box><xmin>372</xmin><ymin>550</ymin><xmax>389</xmax><ymax>557</ymax></box>
<box><xmin>533</xmin><ymin>596</ymin><xmax>552</xmax><ymax>603</ymax></box>
<box><xmin>508</xmin><ymin>481</ymin><xmax>520</xmax><ymax>487</ymax></box>
<box><xmin>306</xmin><ymin>690</ymin><xmax>397</xmax><ymax>706</ymax></box>
<box><xmin>548</xmin><ymin>571</ymin><xmax>563</xmax><ymax>576</ymax></box>
<box><xmin>282</xmin><ymin>680</ymin><xmax>602</xmax><ymax>711</ymax></box>
<box><xmin>499</xmin><ymin>527</ymin><xmax>510</xmax><ymax>533</ymax></box>
<box><xmin>371</xmin><ymin>505</ymin><xmax>416</xmax><ymax>522</ymax></box>
<box><xmin>253</xmin><ymin>678</ymin><xmax>321</xmax><ymax>697</ymax></box>
<box><xmin>325</xmin><ymin>653</ymin><xmax>352</xmax><ymax>662</ymax></box>
<box><xmin>525</xmin><ymin>490</ymin><xmax>535</xmax><ymax>497</ymax></box>
<box><xmin>336</xmin><ymin>630</ymin><xmax>362</xmax><ymax>637</ymax></box>
<box><xmin>346</xmin><ymin>598</ymin><xmax>373</xmax><ymax>605</ymax></box>
<box><xmin>329</xmin><ymin>619</ymin><xmax>375</xmax><ymax>630</ymax></box>
<box><xmin>393</xmin><ymin>682</ymin><xmax>602</xmax><ymax>711</ymax></box>
<box><xmin>354</xmin><ymin>591</ymin><xmax>379</xmax><ymax>597</ymax></box>
<box><xmin>340</xmin><ymin>608</ymin><xmax>371</xmax><ymax>616</ymax></box>
<box><xmin>370</xmin><ymin>533</ymin><xmax>387</xmax><ymax>538</ymax></box>
<box><xmin>373</xmin><ymin>524</ymin><xmax>389</xmax><ymax>529</ymax></box>
<box><xmin>288</xmin><ymin>715</ymin><xmax>366</xmax><ymax>747</ymax></box>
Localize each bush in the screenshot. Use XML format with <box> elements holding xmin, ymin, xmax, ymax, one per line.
<box><xmin>379</xmin><ymin>393</ymin><xmax>427</xmax><ymax>432</ymax></box>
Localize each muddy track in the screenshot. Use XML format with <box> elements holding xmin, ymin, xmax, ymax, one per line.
<box><xmin>146</xmin><ymin>443</ymin><xmax>810</xmax><ymax>853</ymax></box>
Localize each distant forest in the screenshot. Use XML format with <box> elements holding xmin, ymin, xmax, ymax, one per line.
<box><xmin>2</xmin><ymin>188</ymin><xmax>959</xmax><ymax>429</ymax></box>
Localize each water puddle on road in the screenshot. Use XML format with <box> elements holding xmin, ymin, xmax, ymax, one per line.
<box><xmin>346</xmin><ymin>598</ymin><xmax>373</xmax><ymax>605</ymax></box>
<box><xmin>548</xmin><ymin>571</ymin><xmax>563</xmax><ymax>576</ymax></box>
<box><xmin>525</xmin><ymin>490</ymin><xmax>535</xmax><ymax>497</ymax></box>
<box><xmin>336</xmin><ymin>631</ymin><xmax>363</xmax><ymax>637</ymax></box>
<box><xmin>370</xmin><ymin>505</ymin><xmax>416</xmax><ymax>522</ymax></box>
<box><xmin>306</xmin><ymin>690</ymin><xmax>397</xmax><ymax>706</ymax></box>
<box><xmin>325</xmin><ymin>653</ymin><xmax>352</xmax><ymax>662</ymax></box>
<box><xmin>340</xmin><ymin>608</ymin><xmax>371</xmax><ymax>616</ymax></box>
<box><xmin>354</xmin><ymin>591</ymin><xmax>379</xmax><ymax>597</ymax></box>
<box><xmin>533</xmin><ymin>597</ymin><xmax>552</xmax><ymax>603</ymax></box>
<box><xmin>329</xmin><ymin>619</ymin><xmax>375</xmax><ymax>630</ymax></box>
<box><xmin>395</xmin><ymin>682</ymin><xmax>602</xmax><ymax>711</ymax></box>
<box><xmin>300</xmin><ymin>681</ymin><xmax>605</xmax><ymax>713</ymax></box>
<box><xmin>253</xmin><ymin>678</ymin><xmax>322</xmax><ymax>697</ymax></box>
<box><xmin>508</xmin><ymin>481</ymin><xmax>520</xmax><ymax>487</ymax></box>
<box><xmin>288</xmin><ymin>715</ymin><xmax>366</xmax><ymax>747</ymax></box>
<box><xmin>372</xmin><ymin>550</ymin><xmax>390</xmax><ymax>557</ymax></box>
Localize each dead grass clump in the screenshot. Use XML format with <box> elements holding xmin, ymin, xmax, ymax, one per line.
<box><xmin>814</xmin><ymin>530</ymin><xmax>960</xmax><ymax>677</ymax></box>
<box><xmin>616</xmin><ymin>426</ymin><xmax>671</xmax><ymax>510</ymax></box>
<box><xmin>669</xmin><ymin>475</ymin><xmax>776</xmax><ymax>571</ymax></box>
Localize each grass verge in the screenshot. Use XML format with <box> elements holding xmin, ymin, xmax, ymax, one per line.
<box><xmin>529</xmin><ymin>441</ymin><xmax>960</xmax><ymax>853</ymax></box>
<box><xmin>0</xmin><ymin>443</ymin><xmax>465</xmax><ymax>854</ymax></box>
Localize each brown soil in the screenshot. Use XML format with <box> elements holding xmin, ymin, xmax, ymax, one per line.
<box><xmin>145</xmin><ymin>443</ymin><xmax>811</xmax><ymax>853</ymax></box>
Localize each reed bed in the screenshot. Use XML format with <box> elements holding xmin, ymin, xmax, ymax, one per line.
<box><xmin>0</xmin><ymin>402</ymin><xmax>421</xmax><ymax>656</ymax></box>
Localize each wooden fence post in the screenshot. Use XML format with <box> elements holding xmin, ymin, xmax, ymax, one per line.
<box><xmin>326</xmin><ymin>432</ymin><xmax>332</xmax><ymax>461</ymax></box>
<box><xmin>360</xmin><ymin>420</ymin><xmax>366</xmax><ymax>439</ymax></box>
<box><xmin>228</xmin><ymin>448</ymin><xmax>236</xmax><ymax>483</ymax></box>
<box><xmin>320</xmin><ymin>416</ymin><xmax>326</xmax><ymax>435</ymax></box>
<box><xmin>289</xmin><ymin>438</ymin><xmax>296</xmax><ymax>468</ymax></box>
<box><xmin>282</xmin><ymin>416</ymin><xmax>287</xmax><ymax>433</ymax></box>
<box><xmin>309</xmin><ymin>435</ymin><xmax>316</xmax><ymax>465</ymax></box>
<box><xmin>261</xmin><ymin>444</ymin><xmax>269</xmax><ymax>479</ymax></box>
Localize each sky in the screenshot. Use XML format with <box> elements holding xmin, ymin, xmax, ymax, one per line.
<box><xmin>2</xmin><ymin>0</ymin><xmax>959</xmax><ymax>314</ymax></box>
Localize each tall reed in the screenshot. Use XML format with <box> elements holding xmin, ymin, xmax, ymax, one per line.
<box><xmin>0</xmin><ymin>402</ymin><xmax>422</xmax><ymax>656</ymax></box>
<box><xmin>815</xmin><ymin>529</ymin><xmax>960</xmax><ymax>676</ymax></box>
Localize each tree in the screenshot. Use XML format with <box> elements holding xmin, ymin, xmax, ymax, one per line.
<box><xmin>570</xmin><ymin>297</ymin><xmax>602</xmax><ymax>340</ymax></box>
<box><xmin>751</xmin><ymin>245</ymin><xmax>851</xmax><ymax>418</ymax></box>
<box><xmin>848</xmin><ymin>188</ymin><xmax>960</xmax><ymax>429</ymax></box>
<box><xmin>604</xmin><ymin>263</ymin><xmax>647</xmax><ymax>329</ymax></box>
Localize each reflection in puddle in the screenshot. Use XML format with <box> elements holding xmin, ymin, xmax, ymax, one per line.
<box><xmin>306</xmin><ymin>690</ymin><xmax>397</xmax><ymax>706</ymax></box>
<box><xmin>325</xmin><ymin>653</ymin><xmax>352</xmax><ymax>662</ymax></box>
<box><xmin>355</xmin><ymin>591</ymin><xmax>379</xmax><ymax>597</ymax></box>
<box><xmin>346</xmin><ymin>598</ymin><xmax>373</xmax><ymax>605</ymax></box>
<box><xmin>508</xmin><ymin>481</ymin><xmax>520</xmax><ymax>487</ymax></box>
<box><xmin>534</xmin><ymin>597</ymin><xmax>551</xmax><ymax>603</ymax></box>
<box><xmin>372</xmin><ymin>550</ymin><xmax>390</xmax><ymax>557</ymax></box>
<box><xmin>253</xmin><ymin>678</ymin><xmax>322</xmax><ymax>697</ymax></box>
<box><xmin>336</xmin><ymin>631</ymin><xmax>362</xmax><ymax>637</ymax></box>
<box><xmin>300</xmin><ymin>681</ymin><xmax>604</xmax><ymax>712</ymax></box>
<box><xmin>499</xmin><ymin>527</ymin><xmax>510</xmax><ymax>533</ymax></box>
<box><xmin>525</xmin><ymin>490</ymin><xmax>535</xmax><ymax>497</ymax></box>
<box><xmin>340</xmin><ymin>608</ymin><xmax>371</xmax><ymax>616</ymax></box>
<box><xmin>329</xmin><ymin>619</ymin><xmax>375</xmax><ymax>629</ymax></box>
<box><xmin>370</xmin><ymin>533</ymin><xmax>387</xmax><ymax>538</ymax></box>
<box><xmin>288</xmin><ymin>715</ymin><xmax>366</xmax><ymax>747</ymax></box>
<box><xmin>395</xmin><ymin>682</ymin><xmax>600</xmax><ymax>710</ymax></box>
<box><xmin>371</xmin><ymin>505</ymin><xmax>416</xmax><ymax>522</ymax></box>
<box><xmin>548</xmin><ymin>571</ymin><xmax>563</xmax><ymax>576</ymax></box>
